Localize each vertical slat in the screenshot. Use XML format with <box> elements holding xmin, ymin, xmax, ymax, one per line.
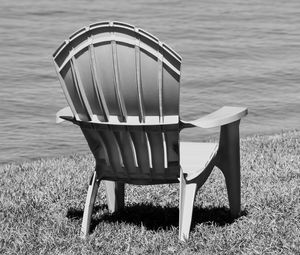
<box><xmin>164</xmin><ymin>130</ymin><xmax>180</xmax><ymax>178</ymax></box>
<box><xmin>130</xmin><ymin>136</ymin><xmax>139</xmax><ymax>167</ymax></box>
<box><xmin>74</xmin><ymin>47</ymin><xmax>103</xmax><ymax>119</ymax></box>
<box><xmin>99</xmin><ymin>129</ymin><xmax>124</xmax><ymax>176</ymax></box>
<box><xmin>111</xmin><ymin>40</ymin><xmax>127</xmax><ymax>122</ymax></box>
<box><xmin>130</xmin><ymin>128</ymin><xmax>151</xmax><ymax>176</ymax></box>
<box><xmin>116</xmin><ymin>43</ymin><xmax>140</xmax><ymax>116</ymax></box>
<box><xmin>95</xmin><ymin>130</ymin><xmax>110</xmax><ymax>167</ymax></box>
<box><xmin>145</xmin><ymin>133</ymin><xmax>153</xmax><ymax>169</ymax></box>
<box><xmin>140</xmin><ymin>50</ymin><xmax>160</xmax><ymax>117</ymax></box>
<box><xmin>114</xmin><ymin>130</ymin><xmax>137</xmax><ymax>174</ymax></box>
<box><xmin>147</xmin><ymin>129</ymin><xmax>165</xmax><ymax>176</ymax></box>
<box><xmin>54</xmin><ymin>61</ymin><xmax>79</xmax><ymax>120</ymax></box>
<box><xmin>92</xmin><ymin>42</ymin><xmax>119</xmax><ymax>116</ymax></box>
<box><xmin>157</xmin><ymin>48</ymin><xmax>164</xmax><ymax>122</ymax></box>
<box><xmin>165</xmin><ymin>131</ymin><xmax>179</xmax><ymax>164</ymax></box>
<box><xmin>162</xmin><ymin>63</ymin><xmax>180</xmax><ymax>116</ymax></box>
<box><xmin>162</xmin><ymin>132</ymin><xmax>168</xmax><ymax>169</ymax></box>
<box><xmin>70</xmin><ymin>55</ymin><xmax>93</xmax><ymax>121</ymax></box>
<box><xmin>89</xmin><ymin>41</ymin><xmax>110</xmax><ymax>121</ymax></box>
<box><xmin>134</xmin><ymin>37</ymin><xmax>145</xmax><ymax>123</ymax></box>
<box><xmin>60</xmin><ymin>62</ymin><xmax>90</xmax><ymax>121</ymax></box>
<box><xmin>81</xmin><ymin>128</ymin><xmax>109</xmax><ymax>167</ymax></box>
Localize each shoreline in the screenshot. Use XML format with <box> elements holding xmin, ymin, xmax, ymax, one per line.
<box><xmin>1</xmin><ymin>129</ymin><xmax>299</xmax><ymax>167</ymax></box>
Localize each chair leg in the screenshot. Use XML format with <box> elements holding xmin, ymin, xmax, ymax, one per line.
<box><xmin>104</xmin><ymin>181</ymin><xmax>125</xmax><ymax>213</ymax></box>
<box><xmin>217</xmin><ymin>120</ymin><xmax>241</xmax><ymax>218</ymax></box>
<box><xmin>224</xmin><ymin>162</ymin><xmax>240</xmax><ymax>218</ymax></box>
<box><xmin>81</xmin><ymin>171</ymin><xmax>100</xmax><ymax>238</ymax></box>
<box><xmin>179</xmin><ymin>169</ymin><xmax>198</xmax><ymax>241</ymax></box>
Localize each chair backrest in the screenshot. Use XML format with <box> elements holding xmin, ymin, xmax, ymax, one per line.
<box><xmin>53</xmin><ymin>21</ymin><xmax>182</xmax><ymax>184</ymax></box>
<box><xmin>53</xmin><ymin>21</ymin><xmax>182</xmax><ymax>125</ymax></box>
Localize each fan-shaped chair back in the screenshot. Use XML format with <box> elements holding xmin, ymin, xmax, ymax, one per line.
<box><xmin>53</xmin><ymin>21</ymin><xmax>182</xmax><ymax>125</ymax></box>
<box><xmin>53</xmin><ymin>21</ymin><xmax>182</xmax><ymax>184</ymax></box>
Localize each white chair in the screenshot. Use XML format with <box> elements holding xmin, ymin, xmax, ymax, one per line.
<box><xmin>53</xmin><ymin>21</ymin><xmax>247</xmax><ymax>241</ymax></box>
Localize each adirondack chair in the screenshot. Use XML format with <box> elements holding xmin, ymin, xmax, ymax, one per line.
<box><xmin>53</xmin><ymin>21</ymin><xmax>247</xmax><ymax>241</ymax></box>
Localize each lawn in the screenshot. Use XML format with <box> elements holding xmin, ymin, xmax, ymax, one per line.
<box><xmin>0</xmin><ymin>131</ymin><xmax>299</xmax><ymax>254</ymax></box>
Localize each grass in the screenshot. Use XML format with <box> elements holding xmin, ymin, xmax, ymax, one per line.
<box><xmin>0</xmin><ymin>131</ymin><xmax>299</xmax><ymax>254</ymax></box>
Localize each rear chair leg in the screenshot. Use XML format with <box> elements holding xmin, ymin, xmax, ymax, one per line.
<box><xmin>80</xmin><ymin>171</ymin><xmax>100</xmax><ymax>238</ymax></box>
<box><xmin>104</xmin><ymin>181</ymin><xmax>125</xmax><ymax>213</ymax></box>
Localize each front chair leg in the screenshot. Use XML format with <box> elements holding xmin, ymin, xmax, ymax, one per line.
<box><xmin>80</xmin><ymin>171</ymin><xmax>100</xmax><ymax>238</ymax></box>
<box><xmin>104</xmin><ymin>181</ymin><xmax>125</xmax><ymax>213</ymax></box>
<box><xmin>217</xmin><ymin>120</ymin><xmax>241</xmax><ymax>218</ymax></box>
<box><xmin>179</xmin><ymin>169</ymin><xmax>198</xmax><ymax>241</ymax></box>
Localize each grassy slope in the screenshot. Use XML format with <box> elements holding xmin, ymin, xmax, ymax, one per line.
<box><xmin>0</xmin><ymin>131</ymin><xmax>299</xmax><ymax>254</ymax></box>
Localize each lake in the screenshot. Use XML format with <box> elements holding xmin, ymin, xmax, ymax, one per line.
<box><xmin>1</xmin><ymin>0</ymin><xmax>299</xmax><ymax>164</ymax></box>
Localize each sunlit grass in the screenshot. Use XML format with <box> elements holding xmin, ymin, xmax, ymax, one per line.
<box><xmin>1</xmin><ymin>131</ymin><xmax>299</xmax><ymax>254</ymax></box>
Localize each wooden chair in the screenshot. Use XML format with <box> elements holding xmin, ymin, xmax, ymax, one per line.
<box><xmin>53</xmin><ymin>21</ymin><xmax>247</xmax><ymax>241</ymax></box>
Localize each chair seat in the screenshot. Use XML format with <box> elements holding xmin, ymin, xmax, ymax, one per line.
<box><xmin>180</xmin><ymin>142</ymin><xmax>218</xmax><ymax>180</ymax></box>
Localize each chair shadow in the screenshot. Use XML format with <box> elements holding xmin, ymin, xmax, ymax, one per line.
<box><xmin>66</xmin><ymin>204</ymin><xmax>248</xmax><ymax>233</ymax></box>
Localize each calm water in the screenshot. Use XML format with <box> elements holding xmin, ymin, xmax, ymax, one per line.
<box><xmin>1</xmin><ymin>0</ymin><xmax>299</xmax><ymax>164</ymax></box>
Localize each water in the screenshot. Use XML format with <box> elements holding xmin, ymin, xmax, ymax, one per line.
<box><xmin>1</xmin><ymin>0</ymin><xmax>299</xmax><ymax>164</ymax></box>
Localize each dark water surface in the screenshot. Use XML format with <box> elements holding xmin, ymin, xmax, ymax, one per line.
<box><xmin>1</xmin><ymin>0</ymin><xmax>299</xmax><ymax>163</ymax></box>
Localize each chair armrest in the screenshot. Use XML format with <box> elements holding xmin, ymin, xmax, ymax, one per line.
<box><xmin>56</xmin><ymin>106</ymin><xmax>74</xmax><ymax>123</ymax></box>
<box><xmin>180</xmin><ymin>106</ymin><xmax>248</xmax><ymax>129</ymax></box>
